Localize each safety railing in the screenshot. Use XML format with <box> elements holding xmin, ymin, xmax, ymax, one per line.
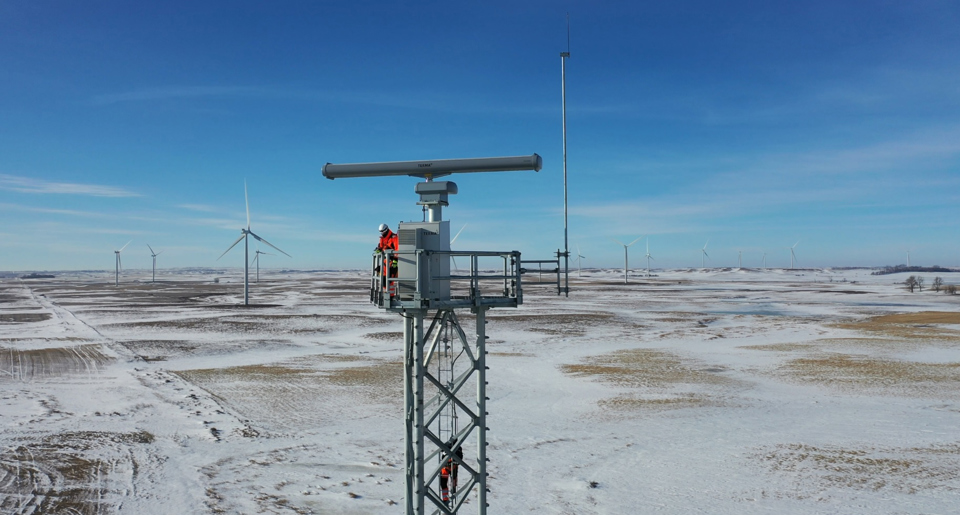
<box><xmin>371</xmin><ymin>249</ymin><xmax>523</xmax><ymax>311</ymax></box>
<box><xmin>520</xmin><ymin>249</ymin><xmax>567</xmax><ymax>295</ymax></box>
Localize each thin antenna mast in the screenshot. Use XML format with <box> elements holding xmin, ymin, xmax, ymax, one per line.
<box><xmin>561</xmin><ymin>13</ymin><xmax>571</xmax><ymax>297</ymax></box>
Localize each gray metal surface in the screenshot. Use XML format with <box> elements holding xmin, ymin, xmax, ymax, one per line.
<box><xmin>322</xmin><ymin>154</ymin><xmax>542</xmax><ymax>180</ymax></box>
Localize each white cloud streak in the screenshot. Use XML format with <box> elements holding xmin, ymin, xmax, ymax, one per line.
<box><xmin>0</xmin><ymin>174</ymin><xmax>140</xmax><ymax>197</ymax></box>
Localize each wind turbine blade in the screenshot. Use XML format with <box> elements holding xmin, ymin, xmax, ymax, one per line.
<box><xmin>576</xmin><ymin>244</ymin><xmax>581</xmax><ymax>256</ymax></box>
<box><xmin>703</xmin><ymin>240</ymin><xmax>709</xmax><ymax>250</ymax></box>
<box><xmin>793</xmin><ymin>241</ymin><xmax>800</xmax><ymax>248</ymax></box>
<box><xmin>610</xmin><ymin>238</ymin><xmax>625</xmax><ymax>247</ymax></box>
<box><xmin>247</xmin><ymin>231</ymin><xmax>291</xmax><ymax>258</ymax></box>
<box><xmin>244</xmin><ymin>180</ymin><xmax>251</xmax><ymax>230</ymax></box>
<box><xmin>260</xmin><ymin>251</ymin><xmax>274</xmax><ymax>256</ymax></box>
<box><xmin>451</xmin><ymin>224</ymin><xmax>467</xmax><ymax>244</ymax></box>
<box><xmin>119</xmin><ymin>240</ymin><xmax>132</xmax><ymax>252</ymax></box>
<box><xmin>627</xmin><ymin>235</ymin><xmax>644</xmax><ymax>247</ymax></box>
<box><xmin>118</xmin><ymin>254</ymin><xmax>122</xmax><ymax>272</ymax></box>
<box><xmin>704</xmin><ymin>251</ymin><xmax>709</xmax><ymax>258</ymax></box>
<box><xmin>217</xmin><ymin>234</ymin><xmax>246</xmax><ymax>261</ymax></box>
<box><xmin>146</xmin><ymin>244</ymin><xmax>155</xmax><ymax>255</ymax></box>
<box><xmin>252</xmin><ymin>254</ymin><xmax>259</xmax><ymax>266</ymax></box>
<box><xmin>155</xmin><ymin>250</ymin><xmax>163</xmax><ymax>256</ymax></box>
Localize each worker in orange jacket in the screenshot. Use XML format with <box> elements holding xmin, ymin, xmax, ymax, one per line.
<box><xmin>440</xmin><ymin>464</ymin><xmax>451</xmax><ymax>506</ymax></box>
<box><xmin>375</xmin><ymin>224</ymin><xmax>399</xmax><ymax>294</ymax></box>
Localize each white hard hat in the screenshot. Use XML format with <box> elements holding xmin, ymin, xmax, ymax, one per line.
<box><xmin>379</xmin><ymin>223</ymin><xmax>389</xmax><ymax>233</ymax></box>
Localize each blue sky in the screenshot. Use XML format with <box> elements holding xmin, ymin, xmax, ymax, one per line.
<box><xmin>2</xmin><ymin>1</ymin><xmax>958</xmax><ymax>271</ymax></box>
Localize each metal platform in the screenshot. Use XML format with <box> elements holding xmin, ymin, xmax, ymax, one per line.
<box><xmin>371</xmin><ymin>250</ymin><xmax>522</xmax><ymax>311</ymax></box>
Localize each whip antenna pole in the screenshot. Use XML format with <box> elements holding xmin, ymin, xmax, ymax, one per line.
<box><xmin>561</xmin><ymin>13</ymin><xmax>571</xmax><ymax>297</ymax></box>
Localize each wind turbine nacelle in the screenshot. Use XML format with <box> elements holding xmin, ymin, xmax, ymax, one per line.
<box><xmin>322</xmin><ymin>154</ymin><xmax>542</xmax><ymax>180</ymax></box>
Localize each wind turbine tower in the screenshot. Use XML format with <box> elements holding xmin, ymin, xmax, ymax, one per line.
<box><xmin>252</xmin><ymin>249</ymin><xmax>273</xmax><ymax>283</ymax></box>
<box><xmin>612</xmin><ymin>236</ymin><xmax>644</xmax><ymax>284</ymax></box>
<box><xmin>218</xmin><ymin>182</ymin><xmax>291</xmax><ymax>305</ymax></box>
<box><xmin>907</xmin><ymin>250</ymin><xmax>911</xmax><ymax>267</ymax></box>
<box><xmin>575</xmin><ymin>244</ymin><xmax>586</xmax><ymax>278</ymax></box>
<box><xmin>147</xmin><ymin>244</ymin><xmax>162</xmax><ymax>283</ymax></box>
<box><xmin>645</xmin><ymin>238</ymin><xmax>654</xmax><ymax>277</ymax></box>
<box><xmin>788</xmin><ymin>241</ymin><xmax>800</xmax><ymax>269</ymax></box>
<box><xmin>738</xmin><ymin>250</ymin><xmax>742</xmax><ymax>269</ymax></box>
<box><xmin>762</xmin><ymin>252</ymin><xmax>767</xmax><ymax>269</ymax></box>
<box><xmin>113</xmin><ymin>241</ymin><xmax>131</xmax><ymax>287</ymax></box>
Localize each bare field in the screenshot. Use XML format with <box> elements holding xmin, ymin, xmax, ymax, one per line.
<box><xmin>1</xmin><ymin>269</ymin><xmax>959</xmax><ymax>514</ymax></box>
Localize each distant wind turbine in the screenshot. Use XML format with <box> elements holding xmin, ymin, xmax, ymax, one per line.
<box><xmin>450</xmin><ymin>224</ymin><xmax>466</xmax><ymax>271</ymax></box>
<box><xmin>217</xmin><ymin>181</ymin><xmax>291</xmax><ymax>305</ymax></box>
<box><xmin>252</xmin><ymin>249</ymin><xmax>273</xmax><ymax>283</ymax></box>
<box><xmin>113</xmin><ymin>241</ymin><xmax>131</xmax><ymax>287</ymax></box>
<box><xmin>644</xmin><ymin>238</ymin><xmax>654</xmax><ymax>277</ymax></box>
<box><xmin>738</xmin><ymin>250</ymin><xmax>742</xmax><ymax>269</ymax></box>
<box><xmin>575</xmin><ymin>244</ymin><xmax>586</xmax><ymax>278</ymax></box>
<box><xmin>612</xmin><ymin>236</ymin><xmax>644</xmax><ymax>284</ymax></box>
<box><xmin>906</xmin><ymin>249</ymin><xmax>911</xmax><ymax>267</ymax></box>
<box><xmin>701</xmin><ymin>240</ymin><xmax>709</xmax><ymax>268</ymax></box>
<box><xmin>147</xmin><ymin>244</ymin><xmax>163</xmax><ymax>283</ymax></box>
<box><xmin>787</xmin><ymin>241</ymin><xmax>800</xmax><ymax>269</ymax></box>
<box><xmin>762</xmin><ymin>252</ymin><xmax>767</xmax><ymax>269</ymax></box>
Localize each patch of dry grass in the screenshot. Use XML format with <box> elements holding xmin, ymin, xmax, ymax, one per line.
<box><xmin>778</xmin><ymin>353</ymin><xmax>960</xmax><ymax>398</ymax></box>
<box><xmin>322</xmin><ymin>360</ymin><xmax>401</xmax><ymax>390</ymax></box>
<box><xmin>872</xmin><ymin>312</ymin><xmax>960</xmax><ymax>325</ymax></box>
<box><xmin>0</xmin><ymin>430</ymin><xmax>154</xmax><ymax>514</ymax></box>
<box><xmin>0</xmin><ymin>344</ymin><xmax>113</xmax><ymax>382</ymax></box>
<box><xmin>759</xmin><ymin>442</ymin><xmax>960</xmax><ymax>494</ymax></box>
<box><xmin>363</xmin><ymin>331</ymin><xmax>404</xmax><ymax>341</ymax></box>
<box><xmin>599</xmin><ymin>393</ymin><xmax>717</xmax><ymax>412</ymax></box>
<box><xmin>561</xmin><ymin>348</ymin><xmax>736</xmax><ymax>389</ymax></box>
<box><xmin>488</xmin><ymin>313</ymin><xmax>614</xmax><ymax>326</ymax></box>
<box><xmin>832</xmin><ymin>311</ymin><xmax>960</xmax><ymax>342</ymax></box>
<box><xmin>739</xmin><ymin>343</ymin><xmax>817</xmax><ymax>352</ymax></box>
<box><xmin>0</xmin><ymin>312</ymin><xmax>52</xmax><ymax>323</ymax></box>
<box><xmin>176</xmin><ymin>354</ymin><xmax>401</xmax><ymax>417</ymax></box>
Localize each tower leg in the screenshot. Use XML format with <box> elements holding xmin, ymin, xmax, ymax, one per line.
<box><xmin>475</xmin><ymin>306</ymin><xmax>488</xmax><ymax>515</ymax></box>
<box><xmin>404</xmin><ymin>310</ymin><xmax>426</xmax><ymax>514</ymax></box>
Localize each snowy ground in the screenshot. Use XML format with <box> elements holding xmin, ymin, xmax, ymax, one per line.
<box><xmin>1</xmin><ymin>267</ymin><xmax>958</xmax><ymax>514</ymax></box>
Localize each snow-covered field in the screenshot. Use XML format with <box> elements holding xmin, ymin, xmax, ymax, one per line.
<box><xmin>1</xmin><ymin>267</ymin><xmax>958</xmax><ymax>514</ymax></box>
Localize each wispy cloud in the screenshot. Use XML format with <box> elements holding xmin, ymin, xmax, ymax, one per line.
<box><xmin>91</xmin><ymin>86</ymin><xmax>263</xmax><ymax>106</ymax></box>
<box><xmin>0</xmin><ymin>202</ymin><xmax>107</xmax><ymax>217</ymax></box>
<box><xmin>89</xmin><ymin>84</ymin><xmax>631</xmax><ymax>117</ymax></box>
<box><xmin>177</xmin><ymin>203</ymin><xmax>222</xmax><ymax>213</ymax></box>
<box><xmin>0</xmin><ymin>174</ymin><xmax>140</xmax><ymax>197</ymax></box>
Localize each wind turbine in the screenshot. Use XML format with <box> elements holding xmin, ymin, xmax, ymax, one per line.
<box><xmin>762</xmin><ymin>252</ymin><xmax>767</xmax><ymax>269</ymax></box>
<box><xmin>146</xmin><ymin>244</ymin><xmax>162</xmax><ymax>283</ymax></box>
<box><xmin>644</xmin><ymin>238</ymin><xmax>654</xmax><ymax>277</ymax></box>
<box><xmin>906</xmin><ymin>249</ymin><xmax>911</xmax><ymax>267</ymax></box>
<box><xmin>612</xmin><ymin>236</ymin><xmax>644</xmax><ymax>284</ymax></box>
<box><xmin>113</xmin><ymin>241</ymin><xmax>131</xmax><ymax>287</ymax></box>
<box><xmin>217</xmin><ymin>182</ymin><xmax>291</xmax><ymax>305</ymax></box>
<box><xmin>701</xmin><ymin>240</ymin><xmax>709</xmax><ymax>268</ymax></box>
<box><xmin>252</xmin><ymin>249</ymin><xmax>273</xmax><ymax>283</ymax></box>
<box><xmin>575</xmin><ymin>244</ymin><xmax>586</xmax><ymax>278</ymax></box>
<box><xmin>787</xmin><ymin>241</ymin><xmax>800</xmax><ymax>269</ymax></box>
<box><xmin>738</xmin><ymin>250</ymin><xmax>742</xmax><ymax>269</ymax></box>
<box><xmin>450</xmin><ymin>223</ymin><xmax>466</xmax><ymax>271</ymax></box>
